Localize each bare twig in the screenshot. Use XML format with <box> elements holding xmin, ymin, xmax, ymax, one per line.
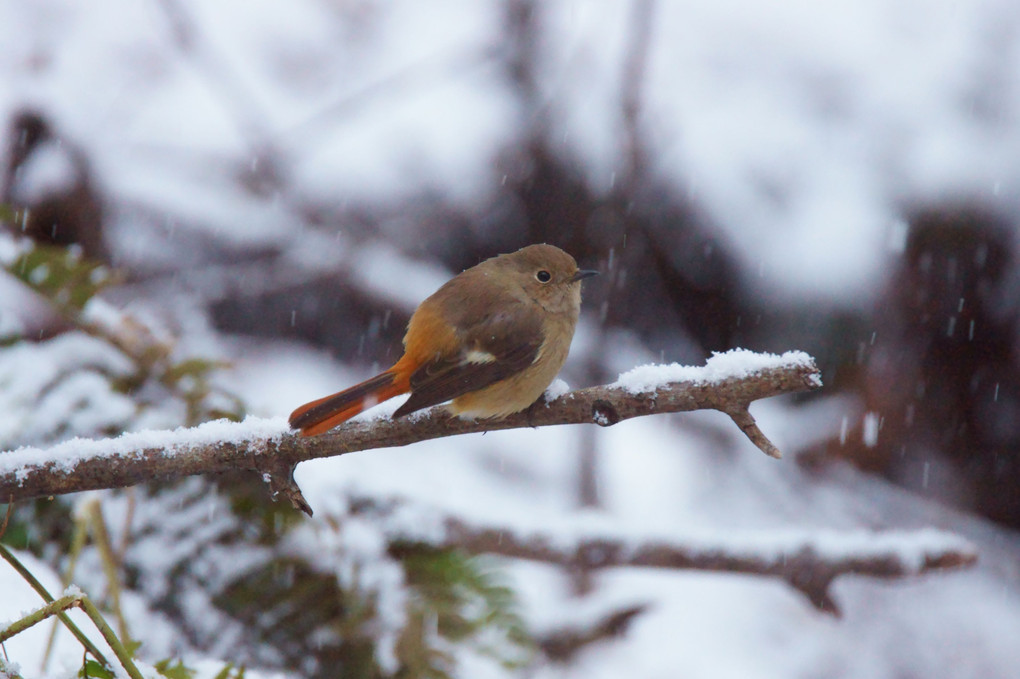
<box><xmin>537</xmin><ymin>604</ymin><xmax>648</xmax><ymax>663</ymax></box>
<box><xmin>0</xmin><ymin>354</ymin><xmax>820</xmax><ymax>509</ymax></box>
<box><xmin>726</xmin><ymin>407</ymin><xmax>783</xmax><ymax>459</ymax></box>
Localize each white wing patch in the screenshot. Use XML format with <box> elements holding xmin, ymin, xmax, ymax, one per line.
<box><xmin>465</xmin><ymin>349</ymin><xmax>497</xmax><ymax>364</ymax></box>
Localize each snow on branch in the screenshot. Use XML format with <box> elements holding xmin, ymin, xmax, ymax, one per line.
<box><xmin>0</xmin><ymin>350</ymin><xmax>980</xmax><ymax>605</ymax></box>
<box><xmin>356</xmin><ymin>495</ymin><xmax>978</xmax><ymax>617</ymax></box>
<box><xmin>439</xmin><ymin>522</ymin><xmax>976</xmax><ymax>615</ymax></box>
<box><xmin>1</xmin><ymin>350</ymin><xmax>821</xmax><ymax>511</ymax></box>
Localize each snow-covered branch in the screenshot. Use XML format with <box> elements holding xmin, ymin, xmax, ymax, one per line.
<box><xmin>0</xmin><ymin>350</ymin><xmax>983</xmax><ymax>629</ymax></box>
<box><xmin>0</xmin><ymin>350</ymin><xmax>821</xmax><ymax>511</ymax></box>
<box><xmin>352</xmin><ymin>494</ymin><xmax>978</xmax><ymax>617</ymax></box>
<box><xmin>425</xmin><ymin>520</ymin><xmax>976</xmax><ymax>615</ymax></box>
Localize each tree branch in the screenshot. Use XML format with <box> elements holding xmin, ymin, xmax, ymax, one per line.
<box><xmin>0</xmin><ymin>350</ymin><xmax>821</xmax><ymax>508</ymax></box>
<box><xmin>0</xmin><ymin>349</ymin><xmax>979</xmax><ymax>619</ymax></box>
<box><xmin>429</xmin><ymin>520</ymin><xmax>976</xmax><ymax>616</ymax></box>
<box><xmin>356</xmin><ymin>495</ymin><xmax>978</xmax><ymax>617</ymax></box>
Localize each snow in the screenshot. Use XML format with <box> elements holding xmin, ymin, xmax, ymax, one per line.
<box><xmin>614</xmin><ymin>348</ymin><xmax>817</xmax><ymax>394</ymax></box>
<box><xmin>0</xmin><ymin>549</ymin><xmax>106</xmax><ymax>678</ymax></box>
<box><xmin>0</xmin><ymin>353</ymin><xmax>1010</xmax><ymax>679</ymax></box>
<box><xmin>544</xmin><ymin>378</ymin><xmax>572</xmax><ymax>401</ymax></box>
<box><xmin>7</xmin><ymin>0</ymin><xmax>1009</xmax><ymax>307</ymax></box>
<box><xmin>286</xmin><ymin>516</ymin><xmax>408</xmax><ymax>674</ymax></box>
<box><xmin>0</xmin><ymin>234</ymin><xmax>30</xmax><ymax>266</ymax></box>
<box><xmin>0</xmin><ymin>544</ymin><xmax>285</xmax><ymax>678</ymax></box>
<box><xmin>862</xmin><ymin>411</ymin><xmax>881</xmax><ymax>448</ymax></box>
<box><xmin>0</xmin><ymin>332</ymin><xmax>139</xmax><ymax>446</ymax></box>
<box><xmin>7</xmin><ymin>139</ymin><xmax>77</xmax><ymax>204</ymax></box>
<box><xmin>349</xmin><ymin>241</ymin><xmax>453</xmax><ymax>311</ymax></box>
<box><xmin>0</xmin><ymin>415</ymin><xmax>290</xmax><ymax>483</ymax></box>
<box><xmin>376</xmin><ymin>500</ymin><xmax>972</xmax><ymax>575</ymax></box>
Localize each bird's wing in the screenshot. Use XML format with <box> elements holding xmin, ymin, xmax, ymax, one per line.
<box><xmin>392</xmin><ymin>305</ymin><xmax>543</xmax><ymax>418</ymax></box>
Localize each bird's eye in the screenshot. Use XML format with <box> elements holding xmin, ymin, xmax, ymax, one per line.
<box><xmin>535</xmin><ymin>270</ymin><xmax>552</xmax><ymax>283</ymax></box>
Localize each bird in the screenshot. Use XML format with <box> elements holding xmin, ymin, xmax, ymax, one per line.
<box><xmin>289</xmin><ymin>244</ymin><xmax>597</xmax><ymax>436</ymax></box>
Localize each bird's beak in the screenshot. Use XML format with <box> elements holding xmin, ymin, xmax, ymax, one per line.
<box><xmin>570</xmin><ymin>269</ymin><xmax>600</xmax><ymax>283</ymax></box>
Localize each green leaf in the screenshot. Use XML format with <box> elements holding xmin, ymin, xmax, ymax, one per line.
<box><xmin>154</xmin><ymin>658</ymin><xmax>196</xmax><ymax>679</ymax></box>
<box><xmin>164</xmin><ymin>358</ymin><xmax>230</xmax><ymax>382</ymax></box>
<box><xmin>79</xmin><ymin>659</ymin><xmax>115</xmax><ymax>679</ymax></box>
<box><xmin>7</xmin><ymin>243</ymin><xmax>112</xmax><ymax>310</ymax></box>
<box><xmin>398</xmin><ymin>547</ymin><xmax>534</xmax><ymax>670</ymax></box>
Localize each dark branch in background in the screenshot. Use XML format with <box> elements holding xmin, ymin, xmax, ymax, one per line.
<box><xmin>619</xmin><ymin>0</ymin><xmax>655</xmax><ymax>184</ymax></box>
<box><xmin>360</xmin><ymin>496</ymin><xmax>978</xmax><ymax>618</ymax></box>
<box><xmin>434</xmin><ymin>520</ymin><xmax>976</xmax><ymax>616</ymax></box>
<box><xmin>1</xmin><ymin>357</ymin><xmax>821</xmax><ymax>509</ymax></box>
<box><xmin>535</xmin><ymin>604</ymin><xmax>648</xmax><ymax>664</ymax></box>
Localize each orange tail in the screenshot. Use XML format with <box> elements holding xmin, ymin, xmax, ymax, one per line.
<box><xmin>289</xmin><ymin>370</ymin><xmax>411</xmax><ymax>436</ymax></box>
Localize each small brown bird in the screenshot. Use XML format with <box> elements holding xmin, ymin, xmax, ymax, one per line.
<box><xmin>289</xmin><ymin>244</ymin><xmax>597</xmax><ymax>436</ymax></box>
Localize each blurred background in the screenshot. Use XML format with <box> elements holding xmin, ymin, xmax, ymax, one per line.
<box><xmin>3</xmin><ymin>0</ymin><xmax>1020</xmax><ymax>677</ymax></box>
